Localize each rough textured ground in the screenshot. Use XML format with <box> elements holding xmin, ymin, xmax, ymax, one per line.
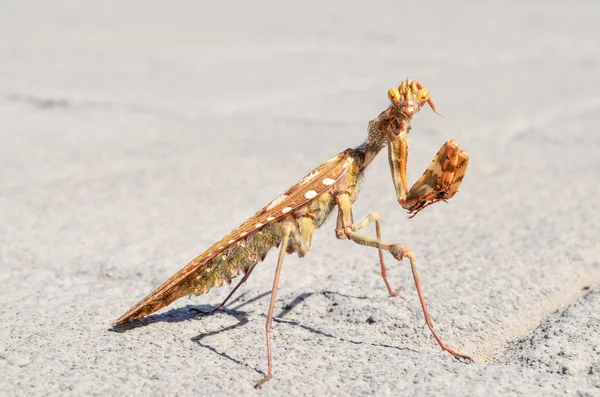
<box><xmin>1</xmin><ymin>1</ymin><xmax>599</xmax><ymax>396</ymax></box>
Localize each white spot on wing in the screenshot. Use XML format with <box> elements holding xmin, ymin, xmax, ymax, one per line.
<box><xmin>267</xmin><ymin>216</ymin><xmax>275</xmax><ymax>221</ymax></box>
<box><xmin>266</xmin><ymin>194</ymin><xmax>287</xmax><ymax>210</ymax></box>
<box><xmin>255</xmin><ymin>222</ymin><xmax>264</xmax><ymax>228</ymax></box>
<box><xmin>282</xmin><ymin>207</ymin><xmax>292</xmax><ymax>214</ymax></box>
<box><xmin>228</xmin><ymin>239</ymin><xmax>235</xmax><ymax>244</ymax></box>
<box><xmin>305</xmin><ymin>190</ymin><xmax>318</xmax><ymax>199</ymax></box>
<box><xmin>240</xmin><ymin>232</ymin><xmax>248</xmax><ymax>237</ymax></box>
<box><xmin>322</xmin><ymin>178</ymin><xmax>336</xmax><ymax>186</ymax></box>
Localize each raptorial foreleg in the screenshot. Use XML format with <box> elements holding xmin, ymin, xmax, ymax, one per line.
<box><xmin>402</xmin><ymin>139</ymin><xmax>469</xmax><ymax>217</ymax></box>
<box><xmin>390</xmin><ymin>137</ymin><xmax>469</xmax><ymax>218</ymax></box>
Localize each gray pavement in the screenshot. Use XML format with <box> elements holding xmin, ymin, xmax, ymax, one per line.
<box><xmin>1</xmin><ymin>1</ymin><xmax>599</xmax><ymax>396</ymax></box>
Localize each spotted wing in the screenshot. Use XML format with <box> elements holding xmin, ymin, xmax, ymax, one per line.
<box><xmin>115</xmin><ymin>149</ymin><xmax>354</xmax><ymax>324</ymax></box>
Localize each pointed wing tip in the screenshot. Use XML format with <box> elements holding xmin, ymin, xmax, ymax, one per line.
<box><xmin>113</xmin><ymin>283</ymin><xmax>185</xmax><ymax>326</ymax></box>
<box><xmin>113</xmin><ymin>296</ymin><xmax>157</xmax><ymax>325</ymax></box>
<box><xmin>113</xmin><ymin>309</ymin><xmax>138</xmax><ymax>326</ymax></box>
<box><xmin>113</xmin><ymin>315</ymin><xmax>129</xmax><ymax>325</ymax></box>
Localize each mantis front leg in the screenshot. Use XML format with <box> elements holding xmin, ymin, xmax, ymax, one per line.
<box><xmin>391</xmin><ymin>138</ymin><xmax>470</xmax><ymax>217</ymax></box>
<box><xmin>335</xmin><ymin>193</ymin><xmax>473</xmax><ymax>362</ymax></box>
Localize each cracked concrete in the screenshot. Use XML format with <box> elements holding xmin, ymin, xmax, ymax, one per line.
<box><xmin>1</xmin><ymin>1</ymin><xmax>599</xmax><ymax>396</ymax></box>
<box><xmin>506</xmin><ymin>288</ymin><xmax>600</xmax><ymax>387</ymax></box>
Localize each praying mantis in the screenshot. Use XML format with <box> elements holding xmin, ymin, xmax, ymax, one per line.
<box><xmin>115</xmin><ymin>78</ymin><xmax>472</xmax><ymax>388</ymax></box>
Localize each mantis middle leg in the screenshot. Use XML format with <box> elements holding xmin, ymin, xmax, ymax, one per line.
<box><xmin>335</xmin><ymin>193</ymin><xmax>473</xmax><ymax>362</ymax></box>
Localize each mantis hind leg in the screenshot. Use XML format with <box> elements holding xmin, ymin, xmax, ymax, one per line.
<box><xmin>255</xmin><ymin>221</ymin><xmax>308</xmax><ymax>389</ymax></box>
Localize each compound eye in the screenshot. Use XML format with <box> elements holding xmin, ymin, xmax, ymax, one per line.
<box><xmin>417</xmin><ymin>88</ymin><xmax>430</xmax><ymax>103</ymax></box>
<box><xmin>388</xmin><ymin>87</ymin><xmax>401</xmax><ymax>104</ymax></box>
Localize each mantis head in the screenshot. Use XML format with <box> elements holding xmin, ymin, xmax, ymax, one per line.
<box><xmin>387</xmin><ymin>78</ymin><xmax>437</xmax><ymax>132</ymax></box>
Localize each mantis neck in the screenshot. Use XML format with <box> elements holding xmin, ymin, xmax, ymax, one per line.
<box><xmin>352</xmin><ymin>111</ymin><xmax>389</xmax><ymax>171</ymax></box>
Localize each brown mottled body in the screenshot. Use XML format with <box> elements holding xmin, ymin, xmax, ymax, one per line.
<box><xmin>192</xmin><ymin>190</ymin><xmax>343</xmax><ymax>298</ymax></box>
<box><xmin>115</xmin><ymin>150</ymin><xmax>354</xmax><ymax>324</ymax></box>
<box><xmin>191</xmin><ymin>160</ymin><xmax>364</xmax><ymax>310</ymax></box>
<box><xmin>115</xmin><ymin>78</ymin><xmax>472</xmax><ymax>388</ymax></box>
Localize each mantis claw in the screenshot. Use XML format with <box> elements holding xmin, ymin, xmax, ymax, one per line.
<box><xmin>402</xmin><ymin>139</ymin><xmax>469</xmax><ymax>217</ymax></box>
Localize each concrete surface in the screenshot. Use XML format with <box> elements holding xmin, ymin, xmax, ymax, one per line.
<box><xmin>1</xmin><ymin>1</ymin><xmax>599</xmax><ymax>396</ymax></box>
